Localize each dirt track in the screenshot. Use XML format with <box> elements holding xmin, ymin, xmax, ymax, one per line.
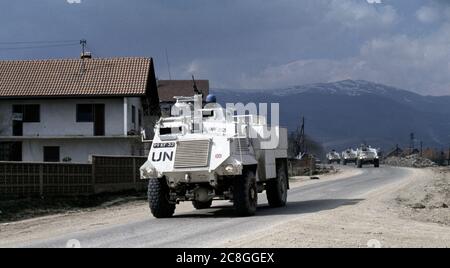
<box><xmin>0</xmin><ymin>165</ymin><xmax>449</xmax><ymax>248</ymax></box>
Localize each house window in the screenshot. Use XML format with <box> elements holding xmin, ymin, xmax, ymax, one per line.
<box><xmin>131</xmin><ymin>105</ymin><xmax>136</xmax><ymax>124</ymax></box>
<box><xmin>76</xmin><ymin>104</ymin><xmax>105</xmax><ymax>136</ymax></box>
<box><xmin>43</xmin><ymin>146</ymin><xmax>60</xmax><ymax>162</ymax></box>
<box><xmin>76</xmin><ymin>104</ymin><xmax>94</xmax><ymax>122</ymax></box>
<box><xmin>12</xmin><ymin>104</ymin><xmax>40</xmax><ymax>122</ymax></box>
<box><xmin>138</xmin><ymin>109</ymin><xmax>142</xmax><ymax>129</ymax></box>
<box><xmin>0</xmin><ymin>142</ymin><xmax>22</xmax><ymax>161</ymax></box>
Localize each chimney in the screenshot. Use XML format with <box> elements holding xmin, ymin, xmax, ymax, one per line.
<box><xmin>80</xmin><ymin>51</ymin><xmax>92</xmax><ymax>59</ymax></box>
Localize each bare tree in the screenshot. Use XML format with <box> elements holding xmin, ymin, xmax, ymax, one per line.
<box><xmin>287</xmin><ymin>127</ymin><xmax>324</xmax><ymax>159</ymax></box>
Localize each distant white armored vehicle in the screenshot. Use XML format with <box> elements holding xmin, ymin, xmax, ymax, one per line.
<box><xmin>356</xmin><ymin>144</ymin><xmax>380</xmax><ymax>168</ymax></box>
<box><xmin>326</xmin><ymin>150</ymin><xmax>341</xmax><ymax>164</ymax></box>
<box><xmin>341</xmin><ymin>148</ymin><xmax>357</xmax><ymax>165</ymax></box>
<box><xmin>140</xmin><ymin>94</ymin><xmax>288</xmax><ymax>217</ymax></box>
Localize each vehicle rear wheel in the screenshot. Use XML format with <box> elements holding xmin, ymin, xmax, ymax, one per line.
<box><xmin>342</xmin><ymin>159</ymin><xmax>347</xmax><ymax>165</ymax></box>
<box><xmin>233</xmin><ymin>170</ymin><xmax>257</xmax><ymax>216</ymax></box>
<box><xmin>192</xmin><ymin>199</ymin><xmax>212</xmax><ymax>209</ymax></box>
<box><xmin>357</xmin><ymin>159</ymin><xmax>363</xmax><ymax>168</ymax></box>
<box><xmin>266</xmin><ymin>161</ymin><xmax>288</xmax><ymax>208</ymax></box>
<box><xmin>374</xmin><ymin>159</ymin><xmax>380</xmax><ymax>168</ymax></box>
<box><xmin>147</xmin><ymin>178</ymin><xmax>175</xmax><ymax>218</ymax></box>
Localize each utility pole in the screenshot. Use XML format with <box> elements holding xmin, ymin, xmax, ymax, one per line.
<box><xmin>165</xmin><ymin>48</ymin><xmax>172</xmax><ymax>80</ymax></box>
<box><xmin>420</xmin><ymin>141</ymin><xmax>423</xmax><ymax>157</ymax></box>
<box><xmin>409</xmin><ymin>132</ymin><xmax>415</xmax><ymax>154</ymax></box>
<box><xmin>299</xmin><ymin>116</ymin><xmax>305</xmax><ymax>154</ymax></box>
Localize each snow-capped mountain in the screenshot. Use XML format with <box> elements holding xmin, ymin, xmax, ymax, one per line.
<box><xmin>213</xmin><ymin>80</ymin><xmax>450</xmax><ymax>152</ymax></box>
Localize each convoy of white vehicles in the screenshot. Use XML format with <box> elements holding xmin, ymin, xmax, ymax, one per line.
<box><xmin>355</xmin><ymin>145</ymin><xmax>380</xmax><ymax>168</ymax></box>
<box><xmin>326</xmin><ymin>150</ymin><xmax>341</xmax><ymax>164</ymax></box>
<box><xmin>341</xmin><ymin>148</ymin><xmax>357</xmax><ymax>165</ymax></box>
<box><xmin>327</xmin><ymin>145</ymin><xmax>380</xmax><ymax>168</ymax></box>
<box><xmin>140</xmin><ymin>94</ymin><xmax>289</xmax><ymax>218</ymax></box>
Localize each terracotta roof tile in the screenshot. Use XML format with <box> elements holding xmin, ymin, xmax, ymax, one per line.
<box><xmin>0</xmin><ymin>57</ymin><xmax>152</xmax><ymax>98</ymax></box>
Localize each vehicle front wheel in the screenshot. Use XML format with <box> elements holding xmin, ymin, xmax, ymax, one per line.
<box><xmin>357</xmin><ymin>159</ymin><xmax>363</xmax><ymax>168</ymax></box>
<box><xmin>148</xmin><ymin>178</ymin><xmax>176</xmax><ymax>218</ymax></box>
<box><xmin>233</xmin><ymin>170</ymin><xmax>258</xmax><ymax>216</ymax></box>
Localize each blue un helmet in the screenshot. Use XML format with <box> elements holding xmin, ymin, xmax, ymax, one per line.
<box><xmin>205</xmin><ymin>94</ymin><xmax>217</xmax><ymax>103</ymax></box>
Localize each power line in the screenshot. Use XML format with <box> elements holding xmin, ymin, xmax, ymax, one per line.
<box><xmin>0</xmin><ymin>40</ymin><xmax>79</xmax><ymax>45</ymax></box>
<box><xmin>0</xmin><ymin>43</ymin><xmax>79</xmax><ymax>51</ymax></box>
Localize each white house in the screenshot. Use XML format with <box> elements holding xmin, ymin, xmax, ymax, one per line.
<box><xmin>0</xmin><ymin>56</ymin><xmax>160</xmax><ymax>163</ymax></box>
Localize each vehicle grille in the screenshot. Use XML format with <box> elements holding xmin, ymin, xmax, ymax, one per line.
<box><xmin>174</xmin><ymin>140</ymin><xmax>211</xmax><ymax>168</ymax></box>
<box><xmin>235</xmin><ymin>138</ymin><xmax>250</xmax><ymax>154</ymax></box>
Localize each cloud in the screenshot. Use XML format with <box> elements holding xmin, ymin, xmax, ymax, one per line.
<box><xmin>66</xmin><ymin>0</ymin><xmax>81</xmax><ymax>4</ymax></box>
<box><xmin>325</xmin><ymin>0</ymin><xmax>398</xmax><ymax>28</ymax></box>
<box><xmin>416</xmin><ymin>6</ymin><xmax>440</xmax><ymax>23</ymax></box>
<box><xmin>367</xmin><ymin>0</ymin><xmax>382</xmax><ymax>4</ymax></box>
<box><xmin>240</xmin><ymin>23</ymin><xmax>450</xmax><ymax>95</ymax></box>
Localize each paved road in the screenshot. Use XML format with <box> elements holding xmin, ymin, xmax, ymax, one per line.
<box><xmin>22</xmin><ymin>166</ymin><xmax>411</xmax><ymax>248</ymax></box>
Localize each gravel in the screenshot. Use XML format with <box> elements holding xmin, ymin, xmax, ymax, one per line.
<box><xmin>395</xmin><ymin>167</ymin><xmax>450</xmax><ymax>226</ymax></box>
<box><xmin>385</xmin><ymin>154</ymin><xmax>436</xmax><ymax>168</ymax></box>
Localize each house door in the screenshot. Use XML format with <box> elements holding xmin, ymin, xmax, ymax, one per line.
<box><xmin>12</xmin><ymin>105</ymin><xmax>23</xmax><ymax>136</ymax></box>
<box><xmin>93</xmin><ymin>104</ymin><xmax>105</xmax><ymax>136</ymax></box>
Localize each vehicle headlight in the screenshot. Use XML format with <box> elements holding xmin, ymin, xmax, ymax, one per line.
<box><xmin>225</xmin><ymin>164</ymin><xmax>236</xmax><ymax>173</ymax></box>
<box><xmin>140</xmin><ymin>161</ymin><xmax>157</xmax><ymax>178</ymax></box>
<box><xmin>224</xmin><ymin>164</ymin><xmax>242</xmax><ymax>174</ymax></box>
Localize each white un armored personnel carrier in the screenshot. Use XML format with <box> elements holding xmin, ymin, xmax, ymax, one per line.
<box><xmin>140</xmin><ymin>94</ymin><xmax>288</xmax><ymax>217</ymax></box>
<box><xmin>356</xmin><ymin>144</ymin><xmax>380</xmax><ymax>168</ymax></box>
<box><xmin>326</xmin><ymin>150</ymin><xmax>341</xmax><ymax>164</ymax></box>
<box><xmin>341</xmin><ymin>148</ymin><xmax>357</xmax><ymax>165</ymax></box>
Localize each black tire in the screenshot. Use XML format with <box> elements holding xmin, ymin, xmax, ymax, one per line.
<box><xmin>233</xmin><ymin>170</ymin><xmax>258</xmax><ymax>216</ymax></box>
<box><xmin>147</xmin><ymin>178</ymin><xmax>175</xmax><ymax>218</ymax></box>
<box><xmin>192</xmin><ymin>199</ymin><xmax>212</xmax><ymax>209</ymax></box>
<box><xmin>342</xmin><ymin>159</ymin><xmax>347</xmax><ymax>165</ymax></box>
<box><xmin>374</xmin><ymin>159</ymin><xmax>380</xmax><ymax>168</ymax></box>
<box><xmin>357</xmin><ymin>159</ymin><xmax>363</xmax><ymax>168</ymax></box>
<box><xmin>266</xmin><ymin>161</ymin><xmax>288</xmax><ymax>208</ymax></box>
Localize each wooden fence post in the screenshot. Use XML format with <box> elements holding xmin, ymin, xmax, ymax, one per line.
<box><xmin>132</xmin><ymin>158</ymin><xmax>137</xmax><ymax>190</ymax></box>
<box><xmin>91</xmin><ymin>156</ymin><xmax>96</xmax><ymax>194</ymax></box>
<box><xmin>39</xmin><ymin>164</ymin><xmax>44</xmax><ymax>197</ymax></box>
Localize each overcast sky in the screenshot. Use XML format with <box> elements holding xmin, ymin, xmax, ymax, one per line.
<box><xmin>1</xmin><ymin>0</ymin><xmax>450</xmax><ymax>95</ymax></box>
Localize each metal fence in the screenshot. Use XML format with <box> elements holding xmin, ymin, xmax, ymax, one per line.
<box><xmin>92</xmin><ymin>155</ymin><xmax>147</xmax><ymax>194</ymax></box>
<box><xmin>0</xmin><ymin>155</ymin><xmax>148</xmax><ymax>199</ymax></box>
<box><xmin>288</xmin><ymin>158</ymin><xmax>316</xmax><ymax>176</ymax></box>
